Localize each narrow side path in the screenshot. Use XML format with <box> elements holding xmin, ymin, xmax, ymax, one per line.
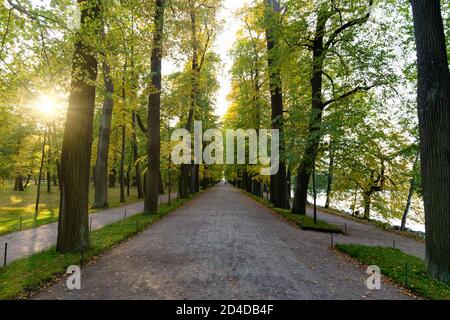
<box><xmin>36</xmin><ymin>184</ymin><xmax>409</xmax><ymax>300</ymax></box>
<box><xmin>303</xmin><ymin>207</ymin><xmax>425</xmax><ymax>259</ymax></box>
<box><xmin>0</xmin><ymin>193</ymin><xmax>177</xmax><ymax>265</ymax></box>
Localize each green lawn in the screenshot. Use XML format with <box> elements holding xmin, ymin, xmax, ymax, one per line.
<box><xmin>0</xmin><ymin>194</ymin><xmax>195</xmax><ymax>300</ymax></box>
<box><xmin>0</xmin><ymin>183</ymin><xmax>142</xmax><ymax>236</ymax></box>
<box><xmin>336</xmin><ymin>244</ymin><xmax>450</xmax><ymax>300</ymax></box>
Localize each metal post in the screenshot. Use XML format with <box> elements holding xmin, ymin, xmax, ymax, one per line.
<box><xmin>3</xmin><ymin>243</ymin><xmax>7</xmax><ymax>267</ymax></box>
<box><xmin>124</xmin><ymin>210</ymin><xmax>127</xmax><ymax>219</ymax></box>
<box><xmin>404</xmin><ymin>262</ymin><xmax>409</xmax><ymax>288</ymax></box>
<box><xmin>393</xmin><ymin>240</ymin><xmax>396</xmax><ymax>249</ymax></box>
<box><xmin>90</xmin><ymin>217</ymin><xmax>93</xmax><ymax>232</ymax></box>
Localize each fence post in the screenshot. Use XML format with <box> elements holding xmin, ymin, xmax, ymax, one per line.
<box><xmin>404</xmin><ymin>262</ymin><xmax>409</xmax><ymax>288</ymax></box>
<box><xmin>3</xmin><ymin>243</ymin><xmax>7</xmax><ymax>267</ymax></box>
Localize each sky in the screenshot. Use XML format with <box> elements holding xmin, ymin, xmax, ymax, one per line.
<box><xmin>163</xmin><ymin>0</ymin><xmax>251</xmax><ymax>118</ymax></box>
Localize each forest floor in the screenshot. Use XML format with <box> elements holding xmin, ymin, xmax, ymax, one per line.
<box><xmin>0</xmin><ymin>192</ymin><xmax>177</xmax><ymax>265</ymax></box>
<box><xmin>0</xmin><ymin>184</ymin><xmax>143</xmax><ymax>236</ymax></box>
<box><xmin>35</xmin><ymin>183</ymin><xmax>412</xmax><ymax>300</ymax></box>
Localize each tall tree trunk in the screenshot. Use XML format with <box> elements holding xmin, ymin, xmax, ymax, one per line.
<box><xmin>131</xmin><ymin>111</ymin><xmax>144</xmax><ymax>199</ymax></box>
<box><xmin>265</xmin><ymin>0</ymin><xmax>289</xmax><ymax>209</ymax></box>
<box><xmin>120</xmin><ymin>64</ymin><xmax>127</xmax><ymax>204</ymax></box>
<box><xmin>46</xmin><ymin>127</ymin><xmax>51</xmax><ymax>193</ymax></box>
<box><xmin>57</xmin><ymin>0</ymin><xmax>99</xmax><ymax>253</ymax></box>
<box><xmin>292</xmin><ymin>7</ymin><xmax>328</xmax><ymax>215</ymax></box>
<box><xmin>325</xmin><ymin>144</ymin><xmax>334</xmax><ymax>208</ymax></box>
<box><xmin>363</xmin><ymin>191</ymin><xmax>371</xmax><ymax>220</ymax></box>
<box><xmin>35</xmin><ymin>127</ymin><xmax>47</xmax><ymax>215</ymax></box>
<box><xmin>159</xmin><ymin>169</ymin><xmax>165</xmax><ymax>194</ymax></box>
<box><xmin>180</xmin><ymin>5</ymin><xmax>199</xmax><ymax>199</ymax></box>
<box><xmin>411</xmin><ymin>0</ymin><xmax>450</xmax><ymax>283</ymax></box>
<box><xmin>144</xmin><ymin>0</ymin><xmax>165</xmax><ymax>215</ymax></box>
<box><xmin>93</xmin><ymin>24</ymin><xmax>115</xmax><ymax>209</ymax></box>
<box><xmin>401</xmin><ymin>175</ymin><xmax>416</xmax><ymax>231</ymax></box>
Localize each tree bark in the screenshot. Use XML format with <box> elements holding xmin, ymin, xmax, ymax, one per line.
<box><xmin>120</xmin><ymin>64</ymin><xmax>127</xmax><ymax>204</ymax></box>
<box><xmin>411</xmin><ymin>0</ymin><xmax>450</xmax><ymax>283</ymax></box>
<box><xmin>93</xmin><ymin>25</ymin><xmax>115</xmax><ymax>209</ymax></box>
<box><xmin>14</xmin><ymin>175</ymin><xmax>24</xmax><ymax>191</ymax></box>
<box><xmin>292</xmin><ymin>7</ymin><xmax>328</xmax><ymax>215</ymax></box>
<box><xmin>265</xmin><ymin>0</ymin><xmax>290</xmax><ymax>209</ymax></box>
<box><xmin>131</xmin><ymin>111</ymin><xmax>144</xmax><ymax>199</ymax></box>
<box><xmin>57</xmin><ymin>0</ymin><xmax>100</xmax><ymax>253</ymax></box>
<box><xmin>144</xmin><ymin>0</ymin><xmax>165</xmax><ymax>215</ymax></box>
<box><xmin>363</xmin><ymin>191</ymin><xmax>372</xmax><ymax>220</ymax></box>
<box><xmin>325</xmin><ymin>144</ymin><xmax>334</xmax><ymax>208</ymax></box>
<box><xmin>35</xmin><ymin>127</ymin><xmax>47</xmax><ymax>215</ymax></box>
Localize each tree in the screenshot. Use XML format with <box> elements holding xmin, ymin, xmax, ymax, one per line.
<box><xmin>144</xmin><ymin>0</ymin><xmax>166</xmax><ymax>215</ymax></box>
<box><xmin>410</xmin><ymin>0</ymin><xmax>450</xmax><ymax>283</ymax></box>
<box><xmin>265</xmin><ymin>0</ymin><xmax>290</xmax><ymax>209</ymax></box>
<box><xmin>93</xmin><ymin>15</ymin><xmax>115</xmax><ymax>209</ymax></box>
<box><xmin>57</xmin><ymin>0</ymin><xmax>100</xmax><ymax>253</ymax></box>
<box><xmin>286</xmin><ymin>0</ymin><xmax>378</xmax><ymax>215</ymax></box>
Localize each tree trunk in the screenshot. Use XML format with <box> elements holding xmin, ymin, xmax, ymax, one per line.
<box><xmin>46</xmin><ymin>127</ymin><xmax>51</xmax><ymax>193</ymax></box>
<box><xmin>35</xmin><ymin>127</ymin><xmax>47</xmax><ymax>215</ymax></box>
<box><xmin>411</xmin><ymin>0</ymin><xmax>450</xmax><ymax>283</ymax></box>
<box><xmin>180</xmin><ymin>4</ymin><xmax>199</xmax><ymax>199</ymax></box>
<box><xmin>292</xmin><ymin>7</ymin><xmax>328</xmax><ymax>215</ymax></box>
<box><xmin>14</xmin><ymin>175</ymin><xmax>24</xmax><ymax>191</ymax></box>
<box><xmin>159</xmin><ymin>169</ymin><xmax>165</xmax><ymax>194</ymax></box>
<box><xmin>131</xmin><ymin>111</ymin><xmax>144</xmax><ymax>199</ymax></box>
<box><xmin>119</xmin><ymin>65</ymin><xmax>127</xmax><ymax>204</ymax></box>
<box><xmin>363</xmin><ymin>191</ymin><xmax>371</xmax><ymax>220</ymax></box>
<box><xmin>93</xmin><ymin>30</ymin><xmax>115</xmax><ymax>209</ymax></box>
<box><xmin>144</xmin><ymin>0</ymin><xmax>165</xmax><ymax>215</ymax></box>
<box><xmin>57</xmin><ymin>0</ymin><xmax>99</xmax><ymax>253</ymax></box>
<box><xmin>325</xmin><ymin>145</ymin><xmax>334</xmax><ymax>208</ymax></box>
<box><xmin>265</xmin><ymin>0</ymin><xmax>290</xmax><ymax>209</ymax></box>
<box><xmin>401</xmin><ymin>175</ymin><xmax>416</xmax><ymax>231</ymax></box>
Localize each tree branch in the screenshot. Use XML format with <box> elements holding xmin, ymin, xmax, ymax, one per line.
<box><xmin>324</xmin><ymin>0</ymin><xmax>373</xmax><ymax>51</ymax></box>
<box><xmin>323</xmin><ymin>84</ymin><xmax>377</xmax><ymax>108</ymax></box>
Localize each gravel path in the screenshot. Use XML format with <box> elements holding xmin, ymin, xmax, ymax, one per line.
<box><xmin>0</xmin><ymin>193</ymin><xmax>177</xmax><ymax>265</ymax></box>
<box><xmin>35</xmin><ymin>184</ymin><xmax>410</xmax><ymax>300</ymax></box>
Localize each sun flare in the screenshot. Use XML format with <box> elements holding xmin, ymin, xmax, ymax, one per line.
<box><xmin>34</xmin><ymin>95</ymin><xmax>61</xmax><ymax>119</ymax></box>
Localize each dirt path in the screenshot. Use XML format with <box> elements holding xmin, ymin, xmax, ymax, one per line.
<box><xmin>0</xmin><ymin>193</ymin><xmax>177</xmax><ymax>265</ymax></box>
<box><xmin>35</xmin><ymin>184</ymin><xmax>410</xmax><ymax>300</ymax></box>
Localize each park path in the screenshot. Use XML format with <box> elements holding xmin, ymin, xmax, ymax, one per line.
<box><xmin>304</xmin><ymin>206</ymin><xmax>425</xmax><ymax>259</ymax></box>
<box><xmin>36</xmin><ymin>183</ymin><xmax>411</xmax><ymax>300</ymax></box>
<box><xmin>0</xmin><ymin>193</ymin><xmax>177</xmax><ymax>266</ymax></box>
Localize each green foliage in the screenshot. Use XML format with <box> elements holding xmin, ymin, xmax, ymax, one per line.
<box><xmin>336</xmin><ymin>244</ymin><xmax>450</xmax><ymax>300</ymax></box>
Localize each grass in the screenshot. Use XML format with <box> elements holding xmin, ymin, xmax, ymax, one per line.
<box><xmin>241</xmin><ymin>190</ymin><xmax>343</xmax><ymax>234</ymax></box>
<box><xmin>336</xmin><ymin>244</ymin><xmax>450</xmax><ymax>300</ymax></box>
<box><xmin>0</xmin><ymin>183</ymin><xmax>143</xmax><ymax>236</ymax></box>
<box><xmin>0</xmin><ymin>194</ymin><xmax>195</xmax><ymax>300</ymax></box>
